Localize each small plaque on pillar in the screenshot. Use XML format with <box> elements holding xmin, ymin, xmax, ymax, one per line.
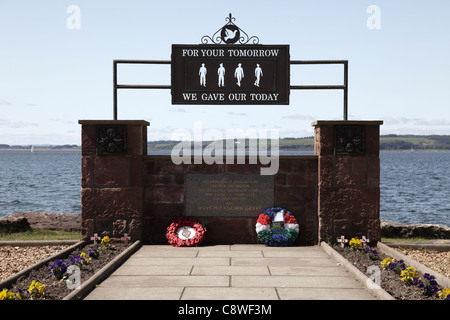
<box><xmin>335</xmin><ymin>125</ymin><xmax>364</xmax><ymax>155</ymax></box>
<box><xmin>96</xmin><ymin>125</ymin><xmax>127</xmax><ymax>155</ymax></box>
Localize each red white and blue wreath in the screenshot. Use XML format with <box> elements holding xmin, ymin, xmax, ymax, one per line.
<box><xmin>255</xmin><ymin>207</ymin><xmax>299</xmax><ymax>246</ymax></box>
<box><xmin>166</xmin><ymin>217</ymin><xmax>206</xmax><ymax>247</ymax></box>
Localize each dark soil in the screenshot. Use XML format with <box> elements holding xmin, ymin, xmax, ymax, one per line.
<box><xmin>334</xmin><ymin>245</ymin><xmax>442</xmax><ymax>300</ymax></box>
<box><xmin>5</xmin><ymin>242</ymin><xmax>128</xmax><ymax>300</ymax></box>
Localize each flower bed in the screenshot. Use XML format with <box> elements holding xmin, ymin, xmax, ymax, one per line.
<box><xmin>0</xmin><ymin>236</ymin><xmax>131</xmax><ymax>300</ymax></box>
<box><xmin>333</xmin><ymin>238</ymin><xmax>450</xmax><ymax>300</ymax></box>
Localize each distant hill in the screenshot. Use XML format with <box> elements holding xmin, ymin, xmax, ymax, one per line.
<box><xmin>2</xmin><ymin>135</ymin><xmax>449</xmax><ymax>152</ymax></box>
<box><xmin>379</xmin><ymin>135</ymin><xmax>450</xmax><ymax>150</ymax></box>
<box><xmin>0</xmin><ymin>144</ymin><xmax>80</xmax><ymax>150</ymax></box>
<box><xmin>147</xmin><ymin>135</ymin><xmax>450</xmax><ymax>152</ymax></box>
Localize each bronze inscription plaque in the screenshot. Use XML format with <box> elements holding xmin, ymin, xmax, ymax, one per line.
<box><xmin>185</xmin><ymin>173</ymin><xmax>274</xmax><ymax>217</ymax></box>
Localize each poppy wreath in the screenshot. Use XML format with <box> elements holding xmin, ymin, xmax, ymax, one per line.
<box><xmin>255</xmin><ymin>207</ymin><xmax>299</xmax><ymax>246</ymax></box>
<box><xmin>166</xmin><ymin>217</ymin><xmax>206</xmax><ymax>247</ymax></box>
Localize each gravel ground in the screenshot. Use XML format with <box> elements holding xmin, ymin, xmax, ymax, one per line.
<box><xmin>0</xmin><ymin>245</ymin><xmax>71</xmax><ymax>282</ymax></box>
<box><xmin>395</xmin><ymin>248</ymin><xmax>450</xmax><ymax>278</ymax></box>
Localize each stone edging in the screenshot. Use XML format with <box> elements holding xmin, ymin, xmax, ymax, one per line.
<box><xmin>377</xmin><ymin>242</ymin><xmax>450</xmax><ymax>289</ymax></box>
<box><xmin>320</xmin><ymin>241</ymin><xmax>395</xmax><ymax>300</ymax></box>
<box><xmin>64</xmin><ymin>240</ymin><xmax>142</xmax><ymax>300</ymax></box>
<box><xmin>0</xmin><ymin>241</ymin><xmax>86</xmax><ymax>290</ymax></box>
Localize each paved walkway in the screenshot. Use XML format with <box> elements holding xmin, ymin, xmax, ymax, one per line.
<box><xmin>84</xmin><ymin>244</ymin><xmax>377</xmax><ymax>300</ymax></box>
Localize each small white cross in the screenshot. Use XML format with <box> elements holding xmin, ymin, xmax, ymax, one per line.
<box><xmin>90</xmin><ymin>233</ymin><xmax>98</xmax><ymax>245</ymax></box>
<box><xmin>121</xmin><ymin>233</ymin><xmax>131</xmax><ymax>245</ymax></box>
<box><xmin>337</xmin><ymin>236</ymin><xmax>348</xmax><ymax>248</ymax></box>
<box><xmin>360</xmin><ymin>236</ymin><xmax>370</xmax><ymax>247</ymax></box>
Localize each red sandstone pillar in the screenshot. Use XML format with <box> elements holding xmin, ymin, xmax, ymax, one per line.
<box><xmin>78</xmin><ymin>120</ymin><xmax>149</xmax><ymax>241</ymax></box>
<box><xmin>312</xmin><ymin>120</ymin><xmax>383</xmax><ymax>244</ymax></box>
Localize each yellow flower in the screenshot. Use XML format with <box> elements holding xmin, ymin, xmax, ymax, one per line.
<box><xmin>438</xmin><ymin>288</ymin><xmax>450</xmax><ymax>300</ymax></box>
<box><xmin>349</xmin><ymin>238</ymin><xmax>362</xmax><ymax>250</ymax></box>
<box><xmin>400</xmin><ymin>267</ymin><xmax>418</xmax><ymax>285</ymax></box>
<box><xmin>381</xmin><ymin>257</ymin><xmax>393</xmax><ymax>269</ymax></box>
<box><xmin>2</xmin><ymin>288</ymin><xmax>26</xmax><ymax>300</ymax></box>
<box><xmin>101</xmin><ymin>236</ymin><xmax>110</xmax><ymax>244</ymax></box>
<box><xmin>28</xmin><ymin>280</ymin><xmax>36</xmax><ymax>293</ymax></box>
<box><xmin>0</xmin><ymin>289</ymin><xmax>8</xmax><ymax>300</ymax></box>
<box><xmin>28</xmin><ymin>280</ymin><xmax>46</xmax><ymax>298</ymax></box>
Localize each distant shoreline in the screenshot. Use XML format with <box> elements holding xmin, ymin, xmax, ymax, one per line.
<box><xmin>0</xmin><ymin>148</ymin><xmax>80</xmax><ymax>151</ymax></box>
<box><xmin>2</xmin><ymin>133</ymin><xmax>450</xmax><ymax>152</ymax></box>
<box><xmin>2</xmin><ymin>148</ymin><xmax>450</xmax><ymax>153</ymax></box>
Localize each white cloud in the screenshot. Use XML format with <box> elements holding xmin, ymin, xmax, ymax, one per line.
<box><xmin>170</xmin><ymin>108</ymin><xmax>186</xmax><ymax>113</ymax></box>
<box><xmin>0</xmin><ymin>119</ymin><xmax>39</xmax><ymax>128</ymax></box>
<box><xmin>282</xmin><ymin>114</ymin><xmax>316</xmax><ymax>121</ymax></box>
<box><xmin>227</xmin><ymin>112</ymin><xmax>248</xmax><ymax>116</ymax></box>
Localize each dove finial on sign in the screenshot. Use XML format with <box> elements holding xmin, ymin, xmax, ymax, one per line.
<box><xmin>224</xmin><ymin>28</ymin><xmax>238</xmax><ymax>41</ymax></box>
<box><xmin>201</xmin><ymin>13</ymin><xmax>259</xmax><ymax>44</ymax></box>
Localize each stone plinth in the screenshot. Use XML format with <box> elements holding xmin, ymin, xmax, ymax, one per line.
<box><xmin>312</xmin><ymin>120</ymin><xmax>383</xmax><ymax>244</ymax></box>
<box><xmin>79</xmin><ymin>120</ymin><xmax>149</xmax><ymax>241</ymax></box>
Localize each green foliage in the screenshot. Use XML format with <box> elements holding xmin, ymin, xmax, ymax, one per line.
<box><xmin>0</xmin><ymin>228</ymin><xmax>81</xmax><ymax>241</ymax></box>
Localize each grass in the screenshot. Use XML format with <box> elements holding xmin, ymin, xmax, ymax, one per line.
<box><xmin>381</xmin><ymin>237</ymin><xmax>434</xmax><ymax>243</ymax></box>
<box><xmin>0</xmin><ymin>228</ymin><xmax>81</xmax><ymax>241</ymax></box>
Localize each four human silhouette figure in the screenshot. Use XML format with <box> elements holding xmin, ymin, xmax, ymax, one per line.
<box><xmin>198</xmin><ymin>62</ymin><xmax>262</xmax><ymax>88</ymax></box>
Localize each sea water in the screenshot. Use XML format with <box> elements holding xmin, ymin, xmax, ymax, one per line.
<box><xmin>0</xmin><ymin>150</ymin><xmax>449</xmax><ymax>226</ymax></box>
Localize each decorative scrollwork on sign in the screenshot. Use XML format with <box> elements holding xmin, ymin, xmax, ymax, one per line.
<box><xmin>96</xmin><ymin>125</ymin><xmax>127</xmax><ymax>155</ymax></box>
<box><xmin>201</xmin><ymin>13</ymin><xmax>260</xmax><ymax>45</ymax></box>
<box><xmin>335</xmin><ymin>125</ymin><xmax>365</xmax><ymax>155</ymax></box>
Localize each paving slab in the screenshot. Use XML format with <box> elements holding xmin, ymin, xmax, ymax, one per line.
<box><xmin>231</xmin><ymin>275</ymin><xmax>363</xmax><ymax>288</ymax></box>
<box><xmin>84</xmin><ymin>244</ymin><xmax>377</xmax><ymax>300</ymax></box>
<box><xmin>191</xmin><ymin>265</ymin><xmax>270</xmax><ymax>275</ymax></box>
<box><xmin>131</xmin><ymin>250</ymin><xmax>199</xmax><ymax>258</ymax></box>
<box><xmin>181</xmin><ymin>287</ymin><xmax>278</xmax><ymax>300</ymax></box>
<box><xmin>98</xmin><ymin>275</ymin><xmax>230</xmax><ymax>287</ymax></box>
<box><xmin>112</xmin><ymin>265</ymin><xmax>193</xmax><ymax>276</ymax></box>
<box><xmin>84</xmin><ymin>287</ymin><xmax>184</xmax><ymax>300</ymax></box>
<box><xmin>231</xmin><ymin>257</ymin><xmax>338</xmax><ymax>267</ymax></box>
<box><xmin>268</xmin><ymin>266</ymin><xmax>348</xmax><ymax>276</ymax></box>
<box><xmin>262</xmin><ymin>250</ymin><xmax>329</xmax><ymax>258</ymax></box>
<box><xmin>277</xmin><ymin>287</ymin><xmax>376</xmax><ymax>300</ymax></box>
<box><xmin>121</xmin><ymin>257</ymin><xmax>231</xmax><ymax>266</ymax></box>
<box><xmin>197</xmin><ymin>250</ymin><xmax>263</xmax><ymax>258</ymax></box>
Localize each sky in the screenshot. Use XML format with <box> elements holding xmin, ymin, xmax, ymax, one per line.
<box><xmin>1</xmin><ymin>0</ymin><xmax>450</xmax><ymax>145</ymax></box>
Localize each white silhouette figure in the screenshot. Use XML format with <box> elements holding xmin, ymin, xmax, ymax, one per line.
<box><xmin>234</xmin><ymin>63</ymin><xmax>244</xmax><ymax>87</ymax></box>
<box><xmin>217</xmin><ymin>63</ymin><xmax>225</xmax><ymax>87</ymax></box>
<box><xmin>254</xmin><ymin>64</ymin><xmax>263</xmax><ymax>87</ymax></box>
<box><xmin>199</xmin><ymin>63</ymin><xmax>207</xmax><ymax>87</ymax></box>
<box><xmin>224</xmin><ymin>28</ymin><xmax>238</xmax><ymax>41</ymax></box>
